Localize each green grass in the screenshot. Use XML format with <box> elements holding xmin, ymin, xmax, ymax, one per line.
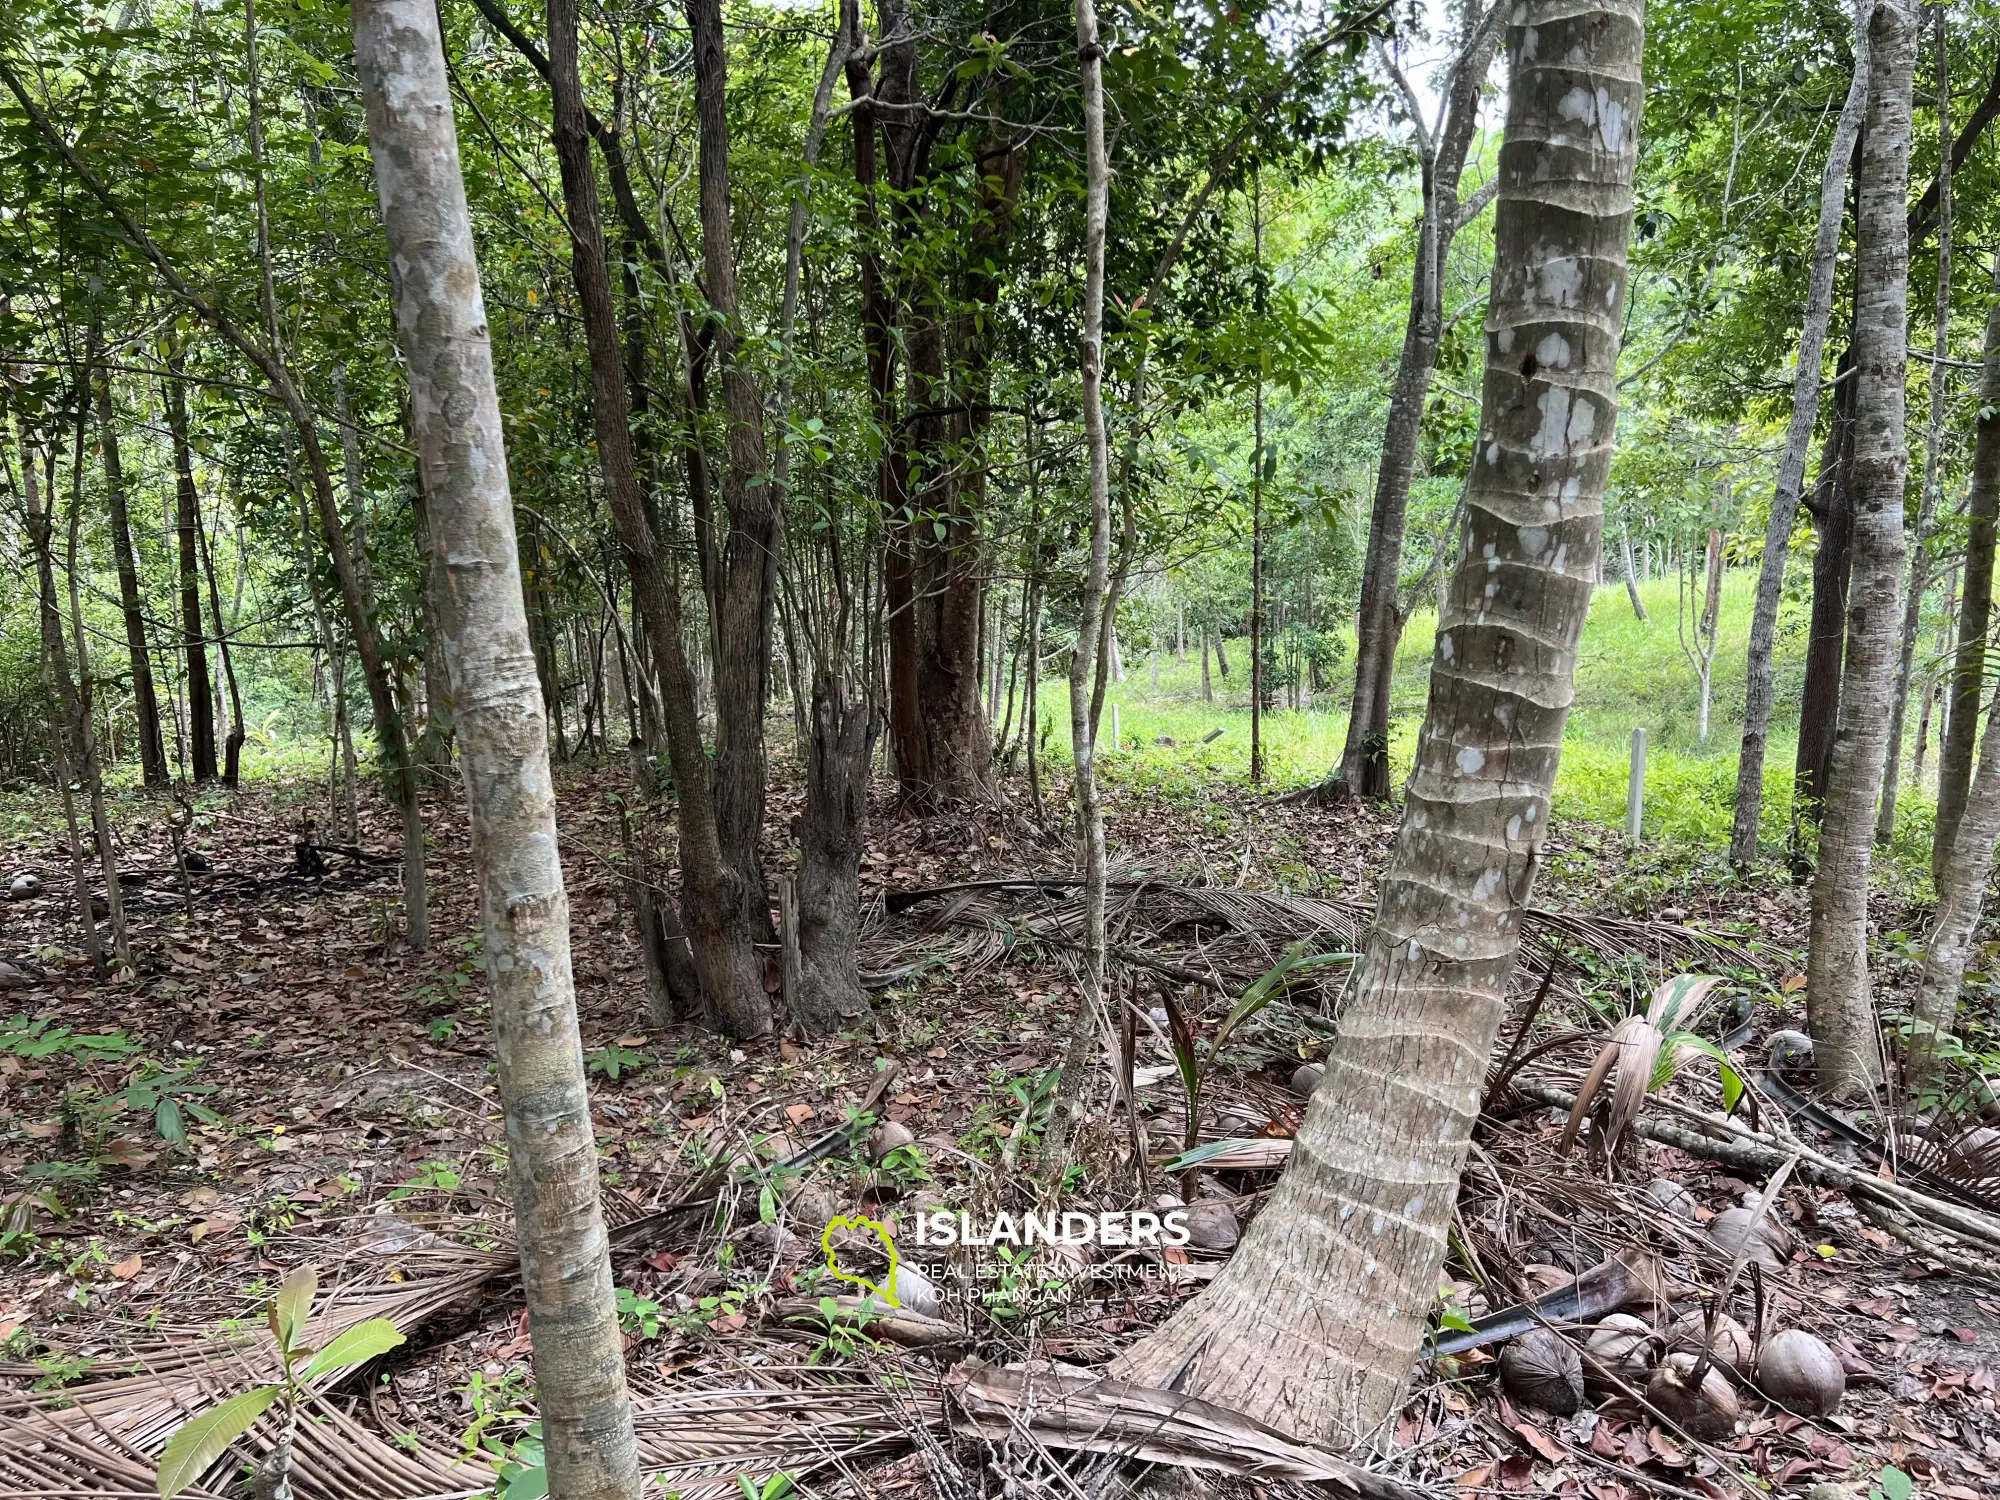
<box><xmin>1021</xmin><ymin>571</ymin><xmax>1938</xmax><ymax>868</ymax></box>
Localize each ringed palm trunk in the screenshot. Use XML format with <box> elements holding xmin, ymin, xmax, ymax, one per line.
<box><xmin>350</xmin><ymin>4</ymin><xmax>642</xmax><ymax>1494</ymax></box>
<box><xmin>1804</xmin><ymin>0</ymin><xmax>1916</xmax><ymax>1100</ymax></box>
<box><xmin>1111</xmin><ymin>0</ymin><xmax>1642</xmax><ymax>1442</ymax></box>
<box><xmin>1730</xmin><ymin>0</ymin><xmax>1870</xmax><ymax>869</ymax></box>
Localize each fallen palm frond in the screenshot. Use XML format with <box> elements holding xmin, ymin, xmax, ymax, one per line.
<box><xmin>1554</xmin><ymin>974</ymin><xmax>1737</xmax><ymax>1155</ymax></box>
<box><xmin>870</xmin><ymin>876</ymin><xmax>1773</xmax><ymax>1011</ymax></box>
<box><xmin>1513</xmin><ymin>1077</ymin><xmax>2000</xmax><ymax>1277</ymax></box>
<box><xmin>944</xmin><ymin>1357</ymin><xmax>1432</xmax><ymax>1499</ymax></box>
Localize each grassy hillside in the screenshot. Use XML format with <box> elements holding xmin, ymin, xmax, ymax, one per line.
<box><xmin>1036</xmin><ymin>571</ymin><xmax>1938</xmax><ymax>866</ymax></box>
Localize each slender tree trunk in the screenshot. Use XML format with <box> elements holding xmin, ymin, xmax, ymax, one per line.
<box><xmin>197</xmin><ymin>498</ymin><xmax>246</xmax><ymax>787</ymax></box>
<box><xmin>1914</xmin><ymin>563</ymin><xmax>1956</xmax><ymax>783</ymax></box>
<box><xmin>1730</xmin><ymin>0</ymin><xmax>1870</xmax><ymax>868</ymax></box>
<box><xmin>1877</xmin><ymin>2</ymin><xmax>1951</xmax><ymax>846</ymax></box>
<box><xmin>1805</xmin><ymin>0</ymin><xmax>1915</xmax><ymax>1101</ymax></box>
<box><xmin>1793</xmin><ymin>352</ymin><xmax>1859</xmax><ymax>832</ymax></box>
<box><xmin>1334</xmin><ymin>3</ymin><xmax>1501</xmax><ymax>799</ymax></box>
<box><xmin>1619</xmin><ymin>530</ymin><xmax>1647</xmax><ymax>621</ymax></box>
<box><xmin>685</xmin><ymin>0</ymin><xmax>782</xmax><ymax>932</ymax></box>
<box><xmin>351</xmin><ymin>8</ymin><xmax>642</xmax><ymax>1494</ymax></box>
<box><xmin>1934</xmin><ymin>251</ymin><xmax>2000</xmax><ymax>881</ymax></box>
<box><xmin>20</xmin><ymin>433</ymin><xmax>105</xmax><ymax>970</ymax></box>
<box><xmin>1250</xmin><ymin>198</ymin><xmax>1266</xmax><ymax>786</ymax></box>
<box><xmin>61</xmin><ymin>400</ymin><xmax>133</xmax><ymax>971</ymax></box>
<box><xmin>94</xmin><ymin>356</ymin><xmax>166</xmax><ymax>787</ymax></box>
<box><xmin>545</xmin><ymin>0</ymin><xmax>769</xmax><ymax>1036</ymax></box>
<box><xmin>1112</xmin><ymin>0</ymin><xmax>1641</xmax><ymax>1439</ymax></box>
<box><xmin>165</xmin><ymin>360</ymin><xmax>218</xmax><ymax>785</ymax></box>
<box><xmin>1047</xmin><ymin>0</ymin><xmax>1115</xmax><ymax>1163</ymax></box>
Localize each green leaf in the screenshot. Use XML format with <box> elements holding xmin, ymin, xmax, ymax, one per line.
<box><xmin>155</xmin><ymin>1384</ymin><xmax>282</xmax><ymax>1497</ymax></box>
<box><xmin>1878</xmin><ymin>1467</ymin><xmax>1913</xmax><ymax>1500</ymax></box>
<box><xmin>272</xmin><ymin>1267</ymin><xmax>317</xmax><ymax>1355</ymax></box>
<box><xmin>1155</xmin><ymin>1137</ymin><xmax>1259</xmax><ymax>1173</ymax></box>
<box><xmin>1212</xmin><ymin>946</ymin><xmax>1355</xmax><ymax>1057</ymax></box>
<box><xmin>301</xmin><ymin>1319</ymin><xmax>406</xmax><ymax>1381</ymax></box>
<box><xmin>156</xmin><ymin>1097</ymin><xmax>185</xmax><ymax>1145</ymax></box>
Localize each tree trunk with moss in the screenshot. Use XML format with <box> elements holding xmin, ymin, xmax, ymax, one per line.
<box><xmin>1110</xmin><ymin>0</ymin><xmax>1643</xmax><ymax>1442</ymax></box>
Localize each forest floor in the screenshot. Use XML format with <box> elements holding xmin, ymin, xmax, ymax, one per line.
<box><xmin>1</xmin><ymin>755</ymin><xmax>1997</xmax><ymax>1500</ymax></box>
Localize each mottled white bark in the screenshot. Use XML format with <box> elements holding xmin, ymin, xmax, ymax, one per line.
<box><xmin>1805</xmin><ymin>0</ymin><xmax>1914</xmax><ymax>1100</ymax></box>
<box><xmin>1877</xmin><ymin>1</ymin><xmax>1951</xmax><ymax>846</ymax></box>
<box><xmin>350</xmin><ymin>3</ymin><xmax>640</xmax><ymax>1494</ymax></box>
<box><xmin>1729</xmin><ymin>0</ymin><xmax>1872</xmax><ymax>869</ymax></box>
<box><xmin>1112</xmin><ymin>0</ymin><xmax>1643</xmax><ymax>1442</ymax></box>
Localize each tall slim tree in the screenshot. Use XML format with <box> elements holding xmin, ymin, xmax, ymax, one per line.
<box><xmin>163</xmin><ymin>355</ymin><xmax>217</xmax><ymax>785</ymax></box>
<box><xmin>1804</xmin><ymin>0</ymin><xmax>1916</xmax><ymax>1100</ymax></box>
<box><xmin>1330</xmin><ymin>3</ymin><xmax>1502</xmax><ymax>800</ymax></box>
<box><xmin>1113</xmin><ymin>0</ymin><xmax>1643</xmax><ymax>1441</ymax></box>
<box><xmin>1876</xmin><ymin>1</ymin><xmax>1951</xmax><ymax>844</ymax></box>
<box><xmin>349</xmin><ymin>2</ymin><xmax>642</xmax><ymax>1495</ymax></box>
<box><xmin>93</xmin><ymin>355</ymin><xmax>167</xmax><ymax>787</ymax></box>
<box><xmin>544</xmin><ymin>0</ymin><xmax>770</xmax><ymax>1036</ymax></box>
<box><xmin>1729</xmin><ymin>0</ymin><xmax>1869</xmax><ymax>868</ymax></box>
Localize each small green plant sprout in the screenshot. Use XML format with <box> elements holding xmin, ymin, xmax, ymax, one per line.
<box><xmin>1</xmin><ymin>1014</ymin><xmax>140</xmax><ymax>1061</ymax></box>
<box><xmin>1869</xmin><ymin>1465</ymin><xmax>1914</xmax><ymax>1500</ymax></box>
<box><xmin>155</xmin><ymin>1267</ymin><xmax>405</xmax><ymax>1499</ymax></box>
<box><xmin>586</xmin><ymin>1044</ymin><xmax>651</xmax><ymax>1081</ymax></box>
<box><xmin>1558</xmin><ymin>975</ymin><xmax>1746</xmax><ymax>1155</ymax></box>
<box><xmin>1160</xmin><ymin>942</ymin><xmax>1357</xmax><ymax>1150</ymax></box>
<box><xmin>736</xmin><ymin>1469</ymin><xmax>795</xmax><ymax>1500</ymax></box>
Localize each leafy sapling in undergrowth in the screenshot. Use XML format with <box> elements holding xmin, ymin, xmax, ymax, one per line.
<box><xmin>155</xmin><ymin>1266</ymin><xmax>405</xmax><ymax>1498</ymax></box>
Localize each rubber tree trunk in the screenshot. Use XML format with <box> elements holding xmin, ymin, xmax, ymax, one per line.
<box><xmin>165</xmin><ymin>362</ymin><xmax>218</xmax><ymax>785</ymax></box>
<box><xmin>1730</xmin><ymin>0</ymin><xmax>1869</xmax><ymax>869</ymax></box>
<box><xmin>1333</xmin><ymin>4</ymin><xmax>1501</xmax><ymax>800</ymax></box>
<box><xmin>350</xmin><ymin>7</ymin><xmax>642</xmax><ymax>1494</ymax></box>
<box><xmin>94</xmin><ymin>359</ymin><xmax>167</xmax><ymax>787</ymax></box>
<box><xmin>1805</xmin><ymin>0</ymin><xmax>1915</xmax><ymax>1102</ymax></box>
<box><xmin>1877</xmin><ymin>2</ymin><xmax>1952</xmax><ymax>847</ymax></box>
<box><xmin>545</xmin><ymin>0</ymin><xmax>769</xmax><ymax>1037</ymax></box>
<box><xmin>1934</xmin><ymin>251</ymin><xmax>2000</xmax><ymax>882</ymax></box>
<box><xmin>1111</xmin><ymin>0</ymin><xmax>1642</xmax><ymax>1441</ymax></box>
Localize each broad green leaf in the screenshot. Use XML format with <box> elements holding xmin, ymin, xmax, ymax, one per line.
<box><xmin>155</xmin><ymin>1384</ymin><xmax>282</xmax><ymax>1497</ymax></box>
<box><xmin>273</xmin><ymin>1267</ymin><xmax>317</xmax><ymax>1355</ymax></box>
<box><xmin>1878</xmin><ymin>1466</ymin><xmax>1914</xmax><ymax>1500</ymax></box>
<box><xmin>301</xmin><ymin>1319</ymin><xmax>405</xmax><ymax>1380</ymax></box>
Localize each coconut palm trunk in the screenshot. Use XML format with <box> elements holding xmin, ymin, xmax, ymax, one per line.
<box><xmin>350</xmin><ymin>3</ymin><xmax>642</xmax><ymax>1494</ymax></box>
<box><xmin>1110</xmin><ymin>0</ymin><xmax>1643</xmax><ymax>1442</ymax></box>
<box><xmin>1804</xmin><ymin>0</ymin><xmax>1916</xmax><ymax>1100</ymax></box>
